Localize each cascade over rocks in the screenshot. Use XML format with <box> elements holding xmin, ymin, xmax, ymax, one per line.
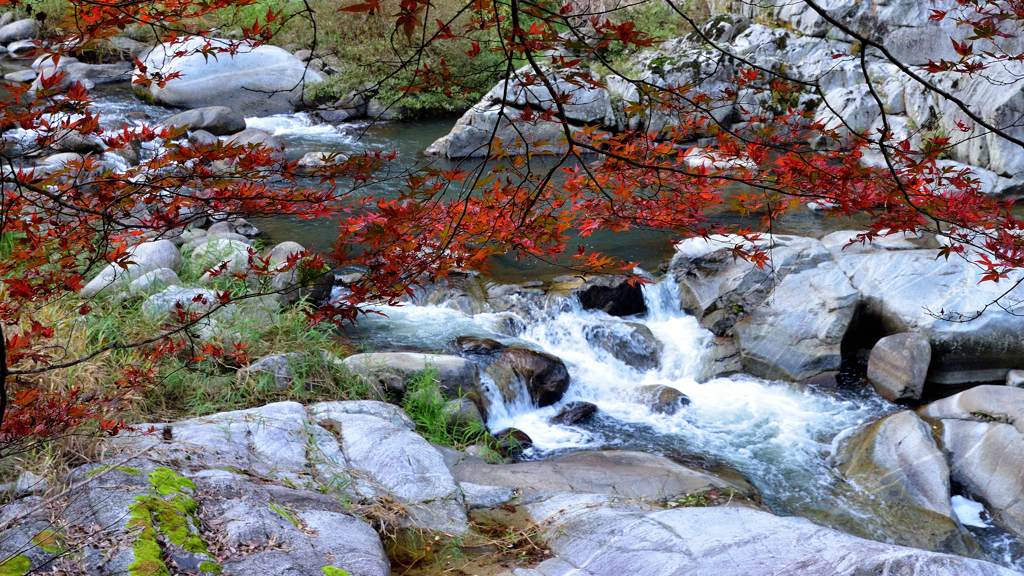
<box><xmin>483</xmin><ymin>347</ymin><xmax>571</xmax><ymax>408</ymax></box>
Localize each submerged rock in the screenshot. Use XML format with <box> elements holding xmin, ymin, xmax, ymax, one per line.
<box><xmin>635</xmin><ymin>384</ymin><xmax>691</xmax><ymax>415</ymax></box>
<box><xmin>549</xmin><ymin>401</ymin><xmax>598</xmax><ymax>426</ymax></box>
<box><xmin>490</xmin><ymin>428</ymin><xmax>533</xmax><ymax>458</ymax></box>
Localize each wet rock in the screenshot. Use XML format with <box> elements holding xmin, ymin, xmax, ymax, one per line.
<box><xmin>81</xmin><ymin>240</ymin><xmax>182</xmax><ymax>298</ymax></box>
<box><xmin>583</xmin><ymin>321</ymin><xmax>662</xmax><ymax>371</ymax></box>
<box><xmin>341</xmin><ymin>352</ymin><xmax>480</xmax><ymax>399</ymax></box>
<box><xmin>490</xmin><ymin>428</ymin><xmax>533</xmax><ymax>457</ymax></box>
<box><xmin>920</xmin><ymin>385</ymin><xmax>1024</xmax><ymax>540</ymax></box>
<box><xmin>702</xmin><ymin>336</ymin><xmax>742</xmax><ymax>379</ymax></box>
<box><xmin>484</xmin><ymin>347</ymin><xmax>571</xmax><ymax>408</ymax></box>
<box><xmin>0</xmin><ymin>19</ymin><xmax>37</xmax><ymax>44</ymax></box>
<box><xmin>159</xmin><ymin>106</ymin><xmax>246</xmax><ymax>136</ymax></box>
<box><xmin>454</xmin><ymin>336</ymin><xmax>505</xmax><ymax>354</ymax></box>
<box><xmin>636</xmin><ymin>384</ymin><xmax>690</xmax><ymax>415</ymax></box>
<box><xmin>138</xmin><ymin>36</ymin><xmax>323</xmax><ymax>117</ymax></box>
<box><xmin>835</xmin><ymin>410</ymin><xmax>979</xmax><ymax>556</ymax></box>
<box><xmin>867</xmin><ymin>333</ymin><xmax>932</xmax><ymax>402</ymax></box>
<box><xmin>576</xmin><ymin>275</ymin><xmax>647</xmax><ymax>317</ymax></box>
<box><xmin>548</xmin><ymin>401</ymin><xmax>598</xmax><ymax>426</ymax></box>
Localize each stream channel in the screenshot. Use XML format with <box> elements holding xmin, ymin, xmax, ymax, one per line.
<box><xmin>10</xmin><ymin>76</ymin><xmax>1024</xmax><ymax>571</ymax></box>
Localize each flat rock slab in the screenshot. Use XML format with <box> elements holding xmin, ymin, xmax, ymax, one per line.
<box><xmin>445</xmin><ymin>450</ymin><xmax>749</xmax><ymax>502</ymax></box>
<box><xmin>512</xmin><ymin>496</ymin><xmax>1018</xmax><ymax>576</ymax></box>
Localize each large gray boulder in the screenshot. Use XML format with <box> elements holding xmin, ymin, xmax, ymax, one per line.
<box><xmin>80</xmin><ymin>240</ymin><xmax>182</xmax><ymax>298</ymax></box>
<box><xmin>15</xmin><ymin>455</ymin><xmax>391</xmax><ymax>576</ymax></box>
<box><xmin>309</xmin><ymin>406</ymin><xmax>469</xmax><ymax>534</ymax></box>
<box><xmin>159</xmin><ymin>106</ymin><xmax>246</xmax><ymax>136</ymax></box>
<box><xmin>919</xmin><ymin>385</ymin><xmax>1024</xmax><ymax>539</ymax></box>
<box><xmin>444</xmin><ymin>450</ymin><xmax>751</xmax><ymax>503</ymax></box>
<box><xmin>511</xmin><ymin>495</ymin><xmax>1018</xmax><ymax>576</ymax></box>
<box><xmin>835</xmin><ymin>249</ymin><xmax>1024</xmax><ymax>385</ymax></box>
<box><xmin>771</xmin><ymin>0</ymin><xmax>966</xmax><ymax>65</ymax></box>
<box><xmin>0</xmin><ymin>18</ymin><xmax>37</xmax><ymax>44</ymax></box>
<box><xmin>834</xmin><ymin>410</ymin><xmax>979</xmax><ymax>556</ymax></box>
<box><xmin>867</xmin><ymin>333</ymin><xmax>932</xmax><ymax>401</ymax></box>
<box><xmin>672</xmin><ymin>235</ymin><xmax>857</xmax><ymax>381</ymax></box>
<box><xmin>733</xmin><ymin>259</ymin><xmax>859</xmax><ymax>381</ymax></box>
<box><xmin>425</xmin><ymin>65</ymin><xmax>612</xmax><ymax>158</ymax></box>
<box><xmin>137</xmin><ymin>36</ymin><xmax>323</xmax><ymax>117</ymax></box>
<box><xmin>341</xmin><ymin>352</ymin><xmax>480</xmax><ymax>399</ymax></box>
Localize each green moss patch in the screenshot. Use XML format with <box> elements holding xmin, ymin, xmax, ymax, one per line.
<box><xmin>0</xmin><ymin>556</ymin><xmax>30</xmax><ymax>576</ymax></box>
<box><xmin>125</xmin><ymin>467</ymin><xmax>219</xmax><ymax>576</ymax></box>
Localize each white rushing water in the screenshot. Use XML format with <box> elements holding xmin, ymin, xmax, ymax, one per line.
<box><xmin>343</xmin><ymin>277</ymin><xmax>894</xmax><ymax>520</ymax></box>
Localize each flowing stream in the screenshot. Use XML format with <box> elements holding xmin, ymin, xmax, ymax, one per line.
<box><xmin>3</xmin><ymin>68</ymin><xmax>1022</xmax><ymax>570</ymax></box>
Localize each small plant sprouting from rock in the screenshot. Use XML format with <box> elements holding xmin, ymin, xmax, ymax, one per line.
<box><xmin>401</xmin><ymin>369</ymin><xmax>487</xmax><ymax>449</ymax></box>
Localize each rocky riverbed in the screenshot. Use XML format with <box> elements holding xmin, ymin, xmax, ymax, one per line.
<box><xmin>5</xmin><ymin>0</ymin><xmax>1024</xmax><ymax>574</ymax></box>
